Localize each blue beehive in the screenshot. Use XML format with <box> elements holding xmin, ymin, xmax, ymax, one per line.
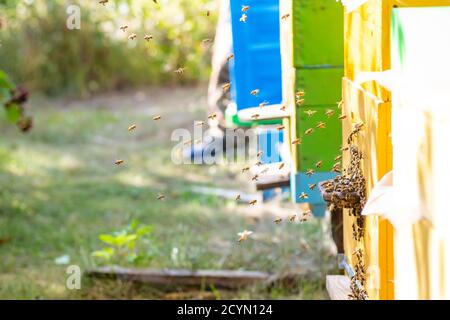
<box><xmin>229</xmin><ymin>0</ymin><xmax>282</xmax><ymax>112</ymax></box>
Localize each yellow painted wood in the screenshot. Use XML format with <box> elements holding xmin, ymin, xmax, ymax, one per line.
<box><xmin>341</xmin><ymin>78</ymin><xmax>393</xmax><ymax>299</ymax></box>
<box><xmin>343</xmin><ymin>0</ymin><xmax>450</xmax><ymax>300</ymax></box>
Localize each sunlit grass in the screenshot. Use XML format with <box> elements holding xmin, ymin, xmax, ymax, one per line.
<box><xmin>0</xmin><ymin>87</ymin><xmax>333</xmax><ymax>299</ymax></box>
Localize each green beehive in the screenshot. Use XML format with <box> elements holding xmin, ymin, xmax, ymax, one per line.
<box><xmin>280</xmin><ymin>0</ymin><xmax>344</xmax><ymax>215</ymax></box>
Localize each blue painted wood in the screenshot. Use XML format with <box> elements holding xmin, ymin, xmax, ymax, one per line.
<box><xmin>229</xmin><ymin>0</ymin><xmax>282</xmax><ymax>112</ymax></box>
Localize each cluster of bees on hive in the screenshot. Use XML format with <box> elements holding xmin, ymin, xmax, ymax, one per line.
<box><xmin>320</xmin><ymin>117</ymin><xmax>368</xmax><ymax>299</ymax></box>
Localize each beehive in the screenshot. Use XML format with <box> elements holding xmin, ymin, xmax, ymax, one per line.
<box><xmin>280</xmin><ymin>0</ymin><xmax>343</xmax><ymax>216</ymax></box>
<box><xmin>340</xmin><ymin>0</ymin><xmax>450</xmax><ymax>300</ymax></box>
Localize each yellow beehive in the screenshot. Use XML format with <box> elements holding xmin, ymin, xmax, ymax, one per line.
<box><xmin>341</xmin><ymin>0</ymin><xmax>450</xmax><ymax>300</ymax></box>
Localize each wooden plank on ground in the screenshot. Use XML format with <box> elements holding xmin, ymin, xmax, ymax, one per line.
<box><xmin>86</xmin><ymin>267</ymin><xmax>271</xmax><ymax>289</ymax></box>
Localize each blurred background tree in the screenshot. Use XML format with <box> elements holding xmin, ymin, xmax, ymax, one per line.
<box><xmin>0</xmin><ymin>0</ymin><xmax>217</xmax><ymax>97</ymax></box>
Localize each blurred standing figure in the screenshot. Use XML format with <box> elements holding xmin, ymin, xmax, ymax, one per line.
<box><xmin>207</xmin><ymin>0</ymin><xmax>232</xmax><ymax>133</ymax></box>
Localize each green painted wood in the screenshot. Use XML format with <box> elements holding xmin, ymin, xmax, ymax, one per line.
<box><xmin>293</xmin><ymin>0</ymin><xmax>344</xmax><ymax>68</ymax></box>
<box><xmin>290</xmin><ymin>0</ymin><xmax>344</xmax><ymax>173</ymax></box>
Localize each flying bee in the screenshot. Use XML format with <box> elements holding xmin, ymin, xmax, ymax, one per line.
<box><xmin>305</xmin><ymin>128</ymin><xmax>314</xmax><ymax>135</ymax></box>
<box><xmin>251</xmin><ymin>113</ymin><xmax>260</xmax><ymax>120</ymax></box>
<box><xmin>288</xmin><ymin>214</ymin><xmax>297</xmax><ymax>222</ymax></box>
<box><xmin>338</xmin><ymin>114</ymin><xmax>347</xmax><ymax>120</ymax></box>
<box><xmin>242</xmin><ymin>166</ymin><xmax>250</xmax><ymax>173</ymax></box>
<box><xmin>299</xmin><ymin>192</ymin><xmax>309</xmax><ymax>200</ymax></box>
<box><xmin>316</xmin><ymin>121</ymin><xmax>326</xmax><ymax>129</ymax></box>
<box><xmin>334</xmin><ymin>155</ymin><xmax>342</xmax><ymax>161</ymax></box>
<box><xmin>279</xmin><ymin>162</ymin><xmax>285</xmax><ymax>170</ymax></box>
<box><xmin>242</xmin><ymin>5</ymin><xmax>250</xmax><ymax>12</ymax></box>
<box><xmin>306</xmin><ymin>169</ymin><xmax>315</xmax><ymax>177</ymax></box>
<box><xmin>259</xmin><ymin>101</ymin><xmax>269</xmax><ymax>108</ymax></box>
<box><xmin>174</xmin><ymin>67</ymin><xmax>185</xmax><ymax>75</ymax></box>
<box><xmin>128</xmin><ymin>124</ymin><xmax>137</xmax><ymax>132</ymax></box>
<box><xmin>227</xmin><ymin>54</ymin><xmax>234</xmax><ymax>62</ymax></box>
<box><xmin>249</xmin><ymin>199</ymin><xmax>257</xmax><ymax>206</ymax></box>
<box><xmin>325</xmin><ymin>109</ymin><xmax>335</xmax><ymax>118</ymax></box>
<box><xmin>260</xmin><ymin>167</ymin><xmax>269</xmax><ymax>175</ymax></box>
<box><xmin>281</xmin><ymin>13</ymin><xmax>290</xmax><ymax>20</ymax></box>
<box><xmin>156</xmin><ymin>194</ymin><xmax>166</xmax><ymax>200</ymax></box>
<box><xmin>250</xmin><ymin>89</ymin><xmax>260</xmax><ymax>96</ymax></box>
<box><xmin>291</xmin><ymin>138</ymin><xmax>301</xmax><ymax>145</ymax></box>
<box><xmin>235</xmin><ymin>194</ymin><xmax>241</xmax><ymax>201</ymax></box>
<box><xmin>354</xmin><ymin>122</ymin><xmax>364</xmax><ymax>130</ymax></box>
<box><xmin>340</xmin><ymin>145</ymin><xmax>349</xmax><ymax>152</ymax></box>
<box><xmin>274</xmin><ymin>218</ymin><xmax>282</xmax><ymax>225</ymax></box>
<box><xmin>153</xmin><ymin>115</ymin><xmax>161</xmax><ymax>121</ymax></box>
<box><xmin>315</xmin><ymin>161</ymin><xmax>323</xmax><ymax>168</ymax></box>
<box><xmin>332</xmin><ymin>163</ymin><xmax>341</xmax><ymax>173</ymax></box>
<box><xmin>206</xmin><ymin>10</ymin><xmax>211</xmax><ymax>16</ymax></box>
<box><xmin>308</xmin><ymin>183</ymin><xmax>317</xmax><ymax>190</ymax></box>
<box><xmin>276</xmin><ymin>125</ymin><xmax>285</xmax><ymax>131</ymax></box>
<box><xmin>296</xmin><ymin>99</ymin><xmax>305</xmax><ymax>106</ymax></box>
<box><xmin>304</xmin><ymin>110</ymin><xmax>316</xmax><ymax>117</ymax></box>
<box><xmin>195</xmin><ymin>121</ymin><xmax>205</xmax><ymax>126</ymax></box>
<box><xmin>337</xmin><ymin>100</ymin><xmax>343</xmax><ymax>109</ymax></box>
<box><xmin>119</xmin><ymin>25</ymin><xmax>128</xmax><ymax>32</ymax></box>
<box><xmin>99</xmin><ymin>0</ymin><xmax>109</xmax><ymax>5</ymax></box>
<box><xmin>239</xmin><ymin>13</ymin><xmax>248</xmax><ymax>23</ymax></box>
<box><xmin>255</xmin><ymin>160</ymin><xmax>263</xmax><ymax>166</ymax></box>
<box><xmin>222</xmin><ymin>82</ymin><xmax>231</xmax><ymax>92</ymax></box>
<box><xmin>144</xmin><ymin>34</ymin><xmax>153</xmax><ymax>41</ymax></box>
<box><xmin>128</xmin><ymin>33</ymin><xmax>137</xmax><ymax>40</ymax></box>
<box><xmin>237</xmin><ymin>230</ymin><xmax>253</xmax><ymax>243</ymax></box>
<box><xmin>208</xmin><ymin>113</ymin><xmax>217</xmax><ymax>120</ymax></box>
<box><xmin>299</xmin><ymin>210</ymin><xmax>312</xmax><ymax>223</ymax></box>
<box><xmin>280</xmin><ymin>105</ymin><xmax>286</xmax><ymax>111</ymax></box>
<box><xmin>251</xmin><ymin>174</ymin><xmax>259</xmax><ymax>181</ymax></box>
<box><xmin>114</xmin><ymin>159</ymin><xmax>124</xmax><ymax>165</ymax></box>
<box><xmin>257</xmin><ymin>150</ymin><xmax>264</xmax><ymax>158</ymax></box>
<box><xmin>202</xmin><ymin>38</ymin><xmax>212</xmax><ymax>44</ymax></box>
<box><xmin>296</xmin><ymin>91</ymin><xmax>305</xmax><ymax>98</ymax></box>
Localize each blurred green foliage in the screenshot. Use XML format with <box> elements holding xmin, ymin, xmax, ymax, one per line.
<box><xmin>0</xmin><ymin>0</ymin><xmax>217</xmax><ymax>97</ymax></box>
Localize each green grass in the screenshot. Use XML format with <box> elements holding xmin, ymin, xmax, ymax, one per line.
<box><xmin>0</xmin><ymin>86</ymin><xmax>334</xmax><ymax>299</ymax></box>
